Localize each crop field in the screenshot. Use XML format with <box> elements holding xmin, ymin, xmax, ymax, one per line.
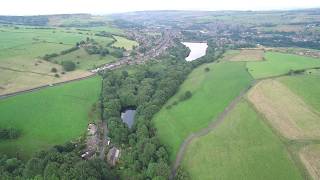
<box><xmin>228</xmin><ymin>49</ymin><xmax>265</xmax><ymax>62</ymax></box>
<box><xmin>182</xmin><ymin>100</ymin><xmax>302</xmax><ymax>180</ymax></box>
<box><xmin>299</xmin><ymin>144</ymin><xmax>320</xmax><ymax>180</ymax></box>
<box><xmin>52</xmin><ymin>48</ymin><xmax>117</xmax><ymax>70</ymax></box>
<box><xmin>246</xmin><ymin>52</ymin><xmax>320</xmax><ymax>79</ymax></box>
<box><xmin>153</xmin><ymin>61</ymin><xmax>253</xmax><ymax>161</ymax></box>
<box><xmin>247</xmin><ymin>79</ymin><xmax>320</xmax><ymax>139</ymax></box>
<box><xmin>0</xmin><ymin>76</ymin><xmax>101</xmax><ymax>158</ymax></box>
<box><xmin>112</xmin><ymin>35</ymin><xmax>139</xmax><ymax>50</ymax></box>
<box><xmin>279</xmin><ymin>75</ymin><xmax>320</xmax><ymax>112</ymax></box>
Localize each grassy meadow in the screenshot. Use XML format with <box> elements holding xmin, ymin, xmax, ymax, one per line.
<box><xmin>247</xmin><ymin>52</ymin><xmax>320</xmax><ymax>79</ymax></box>
<box><xmin>52</xmin><ymin>48</ymin><xmax>117</xmax><ymax>70</ymax></box>
<box><xmin>112</xmin><ymin>35</ymin><xmax>138</xmax><ymax>50</ymax></box>
<box><xmin>182</xmin><ymin>100</ymin><xmax>302</xmax><ymax>180</ymax></box>
<box><xmin>279</xmin><ymin>75</ymin><xmax>320</xmax><ymax>112</ymax></box>
<box><xmin>153</xmin><ymin>61</ymin><xmax>253</xmax><ymax>161</ymax></box>
<box><xmin>0</xmin><ymin>25</ymin><xmax>122</xmax><ymax>95</ymax></box>
<box><xmin>0</xmin><ymin>76</ymin><xmax>101</xmax><ymax>158</ymax></box>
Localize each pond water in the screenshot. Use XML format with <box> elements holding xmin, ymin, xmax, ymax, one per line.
<box><xmin>121</xmin><ymin>109</ymin><xmax>136</xmax><ymax>128</ymax></box>
<box><xmin>182</xmin><ymin>42</ymin><xmax>208</xmax><ymax>61</ymax></box>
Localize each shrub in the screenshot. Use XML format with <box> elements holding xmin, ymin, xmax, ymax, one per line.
<box><xmin>51</xmin><ymin>68</ymin><xmax>57</xmax><ymax>73</ymax></box>
<box><xmin>179</xmin><ymin>91</ymin><xmax>192</xmax><ymax>101</ymax></box>
<box><xmin>204</xmin><ymin>67</ymin><xmax>210</xmax><ymax>72</ymax></box>
<box><xmin>61</xmin><ymin>61</ymin><xmax>76</xmax><ymax>71</ymax></box>
<box><xmin>54</xmin><ymin>74</ymin><xmax>60</xmax><ymax>78</ymax></box>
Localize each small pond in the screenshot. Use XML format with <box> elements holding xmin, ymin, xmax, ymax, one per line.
<box><xmin>182</xmin><ymin>42</ymin><xmax>208</xmax><ymax>61</ymax></box>
<box><xmin>121</xmin><ymin>109</ymin><xmax>136</xmax><ymax>128</ymax></box>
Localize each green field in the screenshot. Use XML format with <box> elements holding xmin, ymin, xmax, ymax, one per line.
<box><xmin>153</xmin><ymin>61</ymin><xmax>253</xmax><ymax>161</ymax></box>
<box><xmin>279</xmin><ymin>75</ymin><xmax>320</xmax><ymax>112</ymax></box>
<box><xmin>182</xmin><ymin>100</ymin><xmax>302</xmax><ymax>180</ymax></box>
<box><xmin>0</xmin><ymin>25</ymin><xmax>120</xmax><ymax>95</ymax></box>
<box><xmin>247</xmin><ymin>52</ymin><xmax>320</xmax><ymax>79</ymax></box>
<box><xmin>112</xmin><ymin>35</ymin><xmax>138</xmax><ymax>50</ymax></box>
<box><xmin>0</xmin><ymin>76</ymin><xmax>101</xmax><ymax>158</ymax></box>
<box><xmin>52</xmin><ymin>48</ymin><xmax>117</xmax><ymax>70</ymax></box>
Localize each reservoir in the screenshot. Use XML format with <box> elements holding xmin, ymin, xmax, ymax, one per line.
<box><xmin>182</xmin><ymin>42</ymin><xmax>208</xmax><ymax>61</ymax></box>
<box><xmin>121</xmin><ymin>109</ymin><xmax>136</xmax><ymax>128</ymax></box>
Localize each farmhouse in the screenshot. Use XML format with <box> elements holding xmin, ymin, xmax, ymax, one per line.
<box><xmin>107</xmin><ymin>147</ymin><xmax>121</xmax><ymax>166</ymax></box>
<box><xmin>81</xmin><ymin>123</ymin><xmax>99</xmax><ymax>159</ymax></box>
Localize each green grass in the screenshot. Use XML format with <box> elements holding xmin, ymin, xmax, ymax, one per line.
<box><xmin>0</xmin><ymin>76</ymin><xmax>101</xmax><ymax>158</ymax></box>
<box><xmin>182</xmin><ymin>100</ymin><xmax>302</xmax><ymax>180</ymax></box>
<box><xmin>153</xmin><ymin>61</ymin><xmax>253</xmax><ymax>161</ymax></box>
<box><xmin>52</xmin><ymin>48</ymin><xmax>117</xmax><ymax>70</ymax></box>
<box><xmin>279</xmin><ymin>75</ymin><xmax>320</xmax><ymax>112</ymax></box>
<box><xmin>112</xmin><ymin>35</ymin><xmax>138</xmax><ymax>50</ymax></box>
<box><xmin>247</xmin><ymin>52</ymin><xmax>320</xmax><ymax>79</ymax></box>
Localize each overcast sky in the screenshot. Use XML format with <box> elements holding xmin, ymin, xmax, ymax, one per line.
<box><xmin>1</xmin><ymin>0</ymin><xmax>320</xmax><ymax>15</ymax></box>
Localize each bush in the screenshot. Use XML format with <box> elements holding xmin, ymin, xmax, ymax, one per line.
<box><xmin>54</xmin><ymin>74</ymin><xmax>60</xmax><ymax>78</ymax></box>
<box><xmin>0</xmin><ymin>128</ymin><xmax>21</xmax><ymax>140</ymax></box>
<box><xmin>204</xmin><ymin>67</ymin><xmax>210</xmax><ymax>72</ymax></box>
<box><xmin>51</xmin><ymin>68</ymin><xmax>57</xmax><ymax>73</ymax></box>
<box><xmin>179</xmin><ymin>91</ymin><xmax>192</xmax><ymax>101</ymax></box>
<box><xmin>61</xmin><ymin>61</ymin><xmax>76</xmax><ymax>71</ymax></box>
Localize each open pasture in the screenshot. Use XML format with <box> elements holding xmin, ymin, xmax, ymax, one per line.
<box><xmin>153</xmin><ymin>61</ymin><xmax>253</xmax><ymax>161</ymax></box>
<box><xmin>0</xmin><ymin>76</ymin><xmax>101</xmax><ymax>158</ymax></box>
<box><xmin>0</xmin><ymin>26</ymin><xmax>115</xmax><ymax>95</ymax></box>
<box><xmin>51</xmin><ymin>48</ymin><xmax>117</xmax><ymax>70</ymax></box>
<box><xmin>112</xmin><ymin>35</ymin><xmax>138</xmax><ymax>50</ymax></box>
<box><xmin>279</xmin><ymin>75</ymin><xmax>320</xmax><ymax>112</ymax></box>
<box><xmin>247</xmin><ymin>79</ymin><xmax>320</xmax><ymax>139</ymax></box>
<box><xmin>182</xmin><ymin>100</ymin><xmax>302</xmax><ymax>180</ymax></box>
<box><xmin>246</xmin><ymin>52</ymin><xmax>320</xmax><ymax>79</ymax></box>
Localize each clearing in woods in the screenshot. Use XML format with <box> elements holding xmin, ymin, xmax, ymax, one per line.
<box><xmin>0</xmin><ymin>76</ymin><xmax>101</xmax><ymax>159</ymax></box>
<box><xmin>299</xmin><ymin>144</ymin><xmax>320</xmax><ymax>180</ymax></box>
<box><xmin>153</xmin><ymin>61</ymin><xmax>253</xmax><ymax>161</ymax></box>
<box><xmin>182</xmin><ymin>100</ymin><xmax>302</xmax><ymax>180</ymax></box>
<box><xmin>247</xmin><ymin>79</ymin><xmax>320</xmax><ymax>139</ymax></box>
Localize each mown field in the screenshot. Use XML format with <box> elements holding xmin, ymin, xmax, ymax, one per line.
<box><xmin>153</xmin><ymin>61</ymin><xmax>253</xmax><ymax>161</ymax></box>
<box><xmin>300</xmin><ymin>144</ymin><xmax>320</xmax><ymax>180</ymax></box>
<box><xmin>112</xmin><ymin>35</ymin><xmax>138</xmax><ymax>50</ymax></box>
<box><xmin>279</xmin><ymin>75</ymin><xmax>320</xmax><ymax>112</ymax></box>
<box><xmin>182</xmin><ymin>100</ymin><xmax>302</xmax><ymax>180</ymax></box>
<box><xmin>0</xmin><ymin>76</ymin><xmax>101</xmax><ymax>158</ymax></box>
<box><xmin>247</xmin><ymin>52</ymin><xmax>320</xmax><ymax>79</ymax></box>
<box><xmin>248</xmin><ymin>79</ymin><xmax>320</xmax><ymax>139</ymax></box>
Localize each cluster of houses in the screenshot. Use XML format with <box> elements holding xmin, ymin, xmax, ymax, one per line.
<box><xmin>81</xmin><ymin>123</ymin><xmax>121</xmax><ymax>166</ymax></box>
